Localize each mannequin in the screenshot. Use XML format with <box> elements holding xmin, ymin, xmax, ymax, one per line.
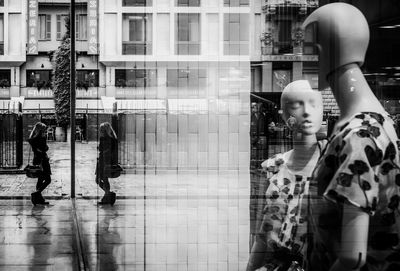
<box><xmin>303</xmin><ymin>3</ymin><xmax>400</xmax><ymax>271</ymax></box>
<box><xmin>247</xmin><ymin>80</ymin><xmax>325</xmax><ymax>271</ymax></box>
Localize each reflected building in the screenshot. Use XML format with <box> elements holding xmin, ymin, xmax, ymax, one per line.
<box><xmin>250</xmin><ymin>0</ymin><xmax>339</xmax><ymax>121</ymax></box>
<box><xmin>0</xmin><ymin>0</ymin><xmax>251</xmax><ymax>171</ymax></box>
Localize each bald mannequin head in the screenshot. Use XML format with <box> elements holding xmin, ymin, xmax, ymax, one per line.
<box><xmin>281</xmin><ymin>80</ymin><xmax>323</xmax><ymax>135</ymax></box>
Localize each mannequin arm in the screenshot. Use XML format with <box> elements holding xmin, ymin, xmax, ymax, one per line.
<box><xmin>247</xmin><ymin>236</ymin><xmax>268</xmax><ymax>271</ymax></box>
<box><xmin>329</xmin><ymin>204</ymin><xmax>369</xmax><ymax>271</ymax></box>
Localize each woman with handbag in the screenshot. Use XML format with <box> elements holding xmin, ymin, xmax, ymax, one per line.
<box><xmin>96</xmin><ymin>122</ymin><xmax>119</xmax><ymax>205</ymax></box>
<box><xmin>28</xmin><ymin>122</ymin><xmax>52</xmax><ymax>205</ymax></box>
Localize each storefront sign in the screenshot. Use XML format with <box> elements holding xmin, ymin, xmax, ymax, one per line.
<box><xmin>27</xmin><ymin>88</ymin><xmax>53</xmax><ymax>98</ymax></box>
<box><xmin>27</xmin><ymin>0</ymin><xmax>38</xmax><ymax>55</ymax></box>
<box><xmin>262</xmin><ymin>55</ymin><xmax>318</xmax><ymax>62</ymax></box>
<box><xmin>77</xmin><ymin>88</ymin><xmax>98</xmax><ymax>98</ymax></box>
<box><xmin>88</xmin><ymin>0</ymin><xmax>98</xmax><ymax>55</ymax></box>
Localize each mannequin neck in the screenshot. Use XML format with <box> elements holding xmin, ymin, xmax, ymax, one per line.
<box><xmin>327</xmin><ymin>64</ymin><xmax>385</xmax><ymax>124</ymax></box>
<box><xmin>287</xmin><ymin>132</ymin><xmax>318</xmax><ymax>174</ymax></box>
<box><xmin>292</xmin><ymin>131</ymin><xmax>317</xmax><ymax>151</ymax></box>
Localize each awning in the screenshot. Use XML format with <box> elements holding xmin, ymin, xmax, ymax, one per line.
<box><xmin>168</xmin><ymin>99</ymin><xmax>208</xmax><ymax>113</ymax></box>
<box><xmin>117</xmin><ymin>99</ymin><xmax>166</xmax><ymax>113</ymax></box>
<box><xmin>76</xmin><ymin>99</ymin><xmax>104</xmax><ymax>113</ymax></box>
<box><xmin>0</xmin><ymin>97</ymin><xmax>25</xmax><ymax>112</ymax></box>
<box><xmin>23</xmin><ymin>99</ymin><xmax>54</xmax><ymax>113</ymax></box>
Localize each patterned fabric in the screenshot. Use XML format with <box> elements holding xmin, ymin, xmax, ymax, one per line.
<box><xmin>309</xmin><ymin>112</ymin><xmax>400</xmax><ymax>271</ymax></box>
<box><xmin>256</xmin><ymin>141</ymin><xmax>326</xmax><ymax>271</ymax></box>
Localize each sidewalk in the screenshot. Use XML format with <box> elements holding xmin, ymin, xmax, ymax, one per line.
<box><xmin>0</xmin><ymin>142</ymin><xmax>250</xmax><ymax>200</ymax></box>
<box><xmin>0</xmin><ymin>142</ymin><xmax>252</xmax><ymax>270</ymax></box>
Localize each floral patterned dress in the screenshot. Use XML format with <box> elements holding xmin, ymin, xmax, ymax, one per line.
<box><xmin>255</xmin><ymin>140</ymin><xmax>326</xmax><ymax>271</ymax></box>
<box><xmin>308</xmin><ymin>112</ymin><xmax>400</xmax><ymax>271</ymax></box>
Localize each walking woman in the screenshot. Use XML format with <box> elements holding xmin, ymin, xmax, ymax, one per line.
<box><xmin>28</xmin><ymin>122</ymin><xmax>51</xmax><ymax>205</ymax></box>
<box><xmin>96</xmin><ymin>122</ymin><xmax>118</xmax><ymax>205</ymax></box>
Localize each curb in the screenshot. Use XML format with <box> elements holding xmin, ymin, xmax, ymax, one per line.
<box><xmin>0</xmin><ymin>169</ymin><xmax>25</xmax><ymax>174</ymax></box>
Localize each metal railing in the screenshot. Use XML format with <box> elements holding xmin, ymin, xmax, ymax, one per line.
<box><xmin>0</xmin><ymin>109</ymin><xmax>23</xmax><ymax>169</ymax></box>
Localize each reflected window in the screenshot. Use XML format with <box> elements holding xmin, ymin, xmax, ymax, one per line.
<box><xmin>224</xmin><ymin>13</ymin><xmax>249</xmax><ymax>55</ymax></box>
<box><xmin>26</xmin><ymin>70</ymin><xmax>52</xmax><ymax>89</ymax></box>
<box><xmin>0</xmin><ymin>69</ymin><xmax>10</xmax><ymax>88</ymax></box>
<box><xmin>275</xmin><ymin>20</ymin><xmax>292</xmax><ymax>54</ymax></box>
<box><xmin>56</xmin><ymin>15</ymin><xmax>68</xmax><ymax>40</ymax></box>
<box><xmin>304</xmin><ymin>23</ymin><xmax>317</xmax><ymax>55</ymax></box>
<box><xmin>176</xmin><ymin>0</ymin><xmax>200</xmax><ymax>6</ymax></box>
<box><xmin>123</xmin><ymin>0</ymin><xmax>152</xmax><ymax>6</ymax></box>
<box><xmin>224</xmin><ymin>0</ymin><xmax>249</xmax><ymax>6</ymax></box>
<box><xmin>0</xmin><ymin>14</ymin><xmax>3</xmax><ymax>55</ymax></box>
<box><xmin>77</xmin><ymin>70</ymin><xmax>99</xmax><ymax>89</ymax></box>
<box><xmin>115</xmin><ymin>69</ymin><xmax>157</xmax><ymax>87</ymax></box>
<box><xmin>167</xmin><ymin>69</ymin><xmax>207</xmax><ymax>88</ymax></box>
<box><xmin>76</xmin><ymin>14</ymin><xmax>87</xmax><ymax>41</ymax></box>
<box><xmin>272</xmin><ymin>62</ymin><xmax>292</xmax><ymax>92</ymax></box>
<box><xmin>122</xmin><ymin>14</ymin><xmax>153</xmax><ymax>55</ymax></box>
<box><xmin>176</xmin><ymin>13</ymin><xmax>200</xmax><ymax>55</ymax></box>
<box><xmin>39</xmin><ymin>14</ymin><xmax>51</xmax><ymax>40</ymax></box>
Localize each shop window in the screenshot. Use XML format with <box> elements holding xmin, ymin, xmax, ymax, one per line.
<box><xmin>39</xmin><ymin>14</ymin><xmax>51</xmax><ymax>40</ymax></box>
<box><xmin>123</xmin><ymin>0</ymin><xmax>152</xmax><ymax>6</ymax></box>
<box><xmin>224</xmin><ymin>0</ymin><xmax>249</xmax><ymax>7</ymax></box>
<box><xmin>56</xmin><ymin>14</ymin><xmax>68</xmax><ymax>40</ymax></box>
<box><xmin>76</xmin><ymin>70</ymin><xmax>99</xmax><ymax>89</ymax></box>
<box><xmin>76</xmin><ymin>14</ymin><xmax>87</xmax><ymax>41</ymax></box>
<box><xmin>167</xmin><ymin>69</ymin><xmax>207</xmax><ymax>88</ymax></box>
<box><xmin>176</xmin><ymin>14</ymin><xmax>200</xmax><ymax>55</ymax></box>
<box><xmin>115</xmin><ymin>69</ymin><xmax>157</xmax><ymax>87</ymax></box>
<box><xmin>0</xmin><ymin>14</ymin><xmax>3</xmax><ymax>55</ymax></box>
<box><xmin>0</xmin><ymin>70</ymin><xmax>10</xmax><ymax>88</ymax></box>
<box><xmin>122</xmin><ymin>14</ymin><xmax>153</xmax><ymax>55</ymax></box>
<box><xmin>26</xmin><ymin>70</ymin><xmax>52</xmax><ymax>90</ymax></box>
<box><xmin>176</xmin><ymin>0</ymin><xmax>200</xmax><ymax>7</ymax></box>
<box><xmin>224</xmin><ymin>13</ymin><xmax>249</xmax><ymax>55</ymax></box>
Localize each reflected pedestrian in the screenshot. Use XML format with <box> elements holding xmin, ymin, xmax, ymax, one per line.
<box><xmin>96</xmin><ymin>122</ymin><xmax>118</xmax><ymax>205</ymax></box>
<box><xmin>28</xmin><ymin>122</ymin><xmax>51</xmax><ymax>205</ymax></box>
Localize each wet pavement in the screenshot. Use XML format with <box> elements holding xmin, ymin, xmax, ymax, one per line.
<box><xmin>0</xmin><ymin>142</ymin><xmax>251</xmax><ymax>270</ymax></box>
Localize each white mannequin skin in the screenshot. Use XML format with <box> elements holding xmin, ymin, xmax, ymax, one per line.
<box><xmin>246</xmin><ymin>80</ymin><xmax>323</xmax><ymax>271</ymax></box>
<box><xmin>324</xmin><ymin>63</ymin><xmax>386</xmax><ymax>271</ymax></box>
<box><xmin>280</xmin><ymin>81</ymin><xmax>323</xmax><ymax>174</ymax></box>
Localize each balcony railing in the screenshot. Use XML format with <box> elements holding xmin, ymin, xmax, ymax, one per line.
<box><xmin>122</xmin><ymin>41</ymin><xmax>152</xmax><ymax>55</ymax></box>
<box><xmin>261</xmin><ymin>41</ymin><xmax>317</xmax><ymax>55</ymax></box>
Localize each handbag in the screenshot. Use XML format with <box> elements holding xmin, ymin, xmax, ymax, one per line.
<box><xmin>104</xmin><ymin>164</ymin><xmax>123</xmax><ymax>178</ymax></box>
<box><xmin>24</xmin><ymin>146</ymin><xmax>43</xmax><ymax>178</ymax></box>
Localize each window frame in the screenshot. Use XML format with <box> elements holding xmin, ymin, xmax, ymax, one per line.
<box><xmin>26</xmin><ymin>70</ymin><xmax>52</xmax><ymax>89</ymax></box>
<box><xmin>115</xmin><ymin>69</ymin><xmax>157</xmax><ymax>88</ymax></box>
<box><xmin>76</xmin><ymin>14</ymin><xmax>88</xmax><ymax>41</ymax></box>
<box><xmin>76</xmin><ymin>70</ymin><xmax>99</xmax><ymax>89</ymax></box>
<box><xmin>122</xmin><ymin>13</ymin><xmax>153</xmax><ymax>55</ymax></box>
<box><xmin>38</xmin><ymin>14</ymin><xmax>51</xmax><ymax>41</ymax></box>
<box><xmin>175</xmin><ymin>0</ymin><xmax>201</xmax><ymax>7</ymax></box>
<box><xmin>122</xmin><ymin>0</ymin><xmax>153</xmax><ymax>7</ymax></box>
<box><xmin>56</xmin><ymin>14</ymin><xmax>69</xmax><ymax>41</ymax></box>
<box><xmin>175</xmin><ymin>13</ymin><xmax>201</xmax><ymax>55</ymax></box>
